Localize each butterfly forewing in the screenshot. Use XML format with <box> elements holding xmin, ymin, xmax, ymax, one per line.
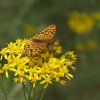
<box><xmin>24</xmin><ymin>24</ymin><xmax>56</xmax><ymax>56</ymax></box>
<box><xmin>31</xmin><ymin>24</ymin><xmax>56</xmax><ymax>41</ymax></box>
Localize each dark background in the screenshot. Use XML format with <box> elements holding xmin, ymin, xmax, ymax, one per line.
<box><xmin>0</xmin><ymin>0</ymin><xmax>100</xmax><ymax>100</ymax></box>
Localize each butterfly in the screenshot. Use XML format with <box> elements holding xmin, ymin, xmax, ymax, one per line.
<box><xmin>24</xmin><ymin>24</ymin><xmax>56</xmax><ymax>57</ymax></box>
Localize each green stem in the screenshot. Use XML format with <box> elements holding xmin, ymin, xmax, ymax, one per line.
<box><xmin>0</xmin><ymin>76</ymin><xmax>7</xmax><ymax>99</ymax></box>
<box><xmin>34</xmin><ymin>87</ymin><xmax>43</xmax><ymax>97</ymax></box>
<box><xmin>0</xmin><ymin>82</ymin><xmax>8</xmax><ymax>100</ymax></box>
<box><xmin>40</xmin><ymin>88</ymin><xmax>46</xmax><ymax>100</ymax></box>
<box><xmin>33</xmin><ymin>87</ymin><xmax>35</xmax><ymax>100</ymax></box>
<box><xmin>30</xmin><ymin>87</ymin><xmax>35</xmax><ymax>100</ymax></box>
<box><xmin>22</xmin><ymin>83</ymin><xmax>27</xmax><ymax>100</ymax></box>
<box><xmin>28</xmin><ymin>84</ymin><xmax>33</xmax><ymax>100</ymax></box>
<box><xmin>22</xmin><ymin>82</ymin><xmax>29</xmax><ymax>93</ymax></box>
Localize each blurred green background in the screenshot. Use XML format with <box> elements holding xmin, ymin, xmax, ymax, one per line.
<box><xmin>0</xmin><ymin>0</ymin><xmax>100</xmax><ymax>100</ymax></box>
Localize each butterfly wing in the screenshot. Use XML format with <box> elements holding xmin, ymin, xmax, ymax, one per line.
<box><xmin>24</xmin><ymin>41</ymin><xmax>47</xmax><ymax>56</ymax></box>
<box><xmin>24</xmin><ymin>24</ymin><xmax>56</xmax><ymax>57</ymax></box>
<box><xmin>31</xmin><ymin>24</ymin><xmax>56</xmax><ymax>41</ymax></box>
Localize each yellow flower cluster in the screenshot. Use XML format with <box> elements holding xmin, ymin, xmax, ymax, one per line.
<box><xmin>68</xmin><ymin>11</ymin><xmax>94</xmax><ymax>34</ymax></box>
<box><xmin>76</xmin><ymin>40</ymin><xmax>99</xmax><ymax>52</ymax></box>
<box><xmin>0</xmin><ymin>39</ymin><xmax>76</xmax><ymax>88</ymax></box>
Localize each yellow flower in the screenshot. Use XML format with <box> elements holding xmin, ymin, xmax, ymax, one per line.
<box><xmin>2</xmin><ymin>64</ymin><xmax>10</xmax><ymax>78</ymax></box>
<box><xmin>53</xmin><ymin>40</ymin><xmax>62</xmax><ymax>54</ymax></box>
<box><xmin>54</xmin><ymin>40</ymin><xmax>60</xmax><ymax>46</ymax></box>
<box><xmin>66</xmin><ymin>73</ymin><xmax>73</xmax><ymax>80</ymax></box>
<box><xmin>0</xmin><ymin>48</ymin><xmax>8</xmax><ymax>59</ymax></box>
<box><xmin>76</xmin><ymin>40</ymin><xmax>99</xmax><ymax>52</ymax></box>
<box><xmin>68</xmin><ymin>11</ymin><xmax>94</xmax><ymax>34</ymax></box>
<box><xmin>0</xmin><ymin>69</ymin><xmax>4</xmax><ymax>74</ymax></box>
<box><xmin>40</xmin><ymin>75</ymin><xmax>52</xmax><ymax>88</ymax></box>
<box><xmin>0</xmin><ymin>38</ymin><xmax>77</xmax><ymax>88</ymax></box>
<box><xmin>0</xmin><ymin>48</ymin><xmax>8</xmax><ymax>55</ymax></box>
<box><xmin>60</xmin><ymin>80</ymin><xmax>66</xmax><ymax>85</ymax></box>
<box><xmin>14</xmin><ymin>77</ymin><xmax>20</xmax><ymax>82</ymax></box>
<box><xmin>53</xmin><ymin>46</ymin><xmax>62</xmax><ymax>54</ymax></box>
<box><xmin>65</xmin><ymin>51</ymin><xmax>77</xmax><ymax>62</ymax></box>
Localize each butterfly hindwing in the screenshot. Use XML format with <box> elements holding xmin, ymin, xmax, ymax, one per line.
<box><xmin>24</xmin><ymin>41</ymin><xmax>47</xmax><ymax>56</ymax></box>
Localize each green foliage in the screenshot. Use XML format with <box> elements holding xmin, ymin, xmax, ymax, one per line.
<box><xmin>0</xmin><ymin>0</ymin><xmax>100</xmax><ymax>100</ymax></box>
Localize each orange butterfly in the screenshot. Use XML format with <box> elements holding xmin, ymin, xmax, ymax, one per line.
<box><xmin>24</xmin><ymin>24</ymin><xmax>56</xmax><ymax>56</ymax></box>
